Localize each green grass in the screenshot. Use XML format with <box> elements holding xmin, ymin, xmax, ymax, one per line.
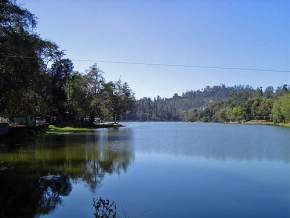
<box><xmin>276</xmin><ymin>123</ymin><xmax>290</xmax><ymax>128</ymax></box>
<box><xmin>46</xmin><ymin>125</ymin><xmax>96</xmax><ymax>134</ymax></box>
<box><xmin>244</xmin><ymin>120</ymin><xmax>273</xmax><ymax>125</ymax></box>
<box><xmin>44</xmin><ymin>123</ymin><xmax>123</xmax><ymax>135</ymax></box>
<box><xmin>244</xmin><ymin>120</ymin><xmax>290</xmax><ymax>128</ymax></box>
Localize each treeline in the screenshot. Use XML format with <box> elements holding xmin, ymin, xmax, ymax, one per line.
<box><xmin>187</xmin><ymin>85</ymin><xmax>290</xmax><ymax>123</ymax></box>
<box><xmin>0</xmin><ymin>0</ymin><xmax>134</xmax><ymax>124</ymax></box>
<box><xmin>127</xmin><ymin>85</ymin><xmax>290</xmax><ymax>124</ymax></box>
<box><xmin>127</xmin><ymin>85</ymin><xmax>237</xmax><ymax>121</ymax></box>
<box><xmin>1</xmin><ymin>1</ymin><xmax>289</xmax><ymax>125</ymax></box>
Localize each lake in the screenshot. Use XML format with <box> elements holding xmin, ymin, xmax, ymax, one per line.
<box><xmin>1</xmin><ymin>122</ymin><xmax>290</xmax><ymax>218</ymax></box>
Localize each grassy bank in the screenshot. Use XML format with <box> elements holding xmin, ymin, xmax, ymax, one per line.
<box><xmin>0</xmin><ymin>123</ymin><xmax>123</xmax><ymax>143</ymax></box>
<box><xmin>46</xmin><ymin>125</ymin><xmax>96</xmax><ymax>134</ymax></box>
<box><xmin>276</xmin><ymin>123</ymin><xmax>290</xmax><ymax>128</ymax></box>
<box><xmin>190</xmin><ymin>120</ymin><xmax>290</xmax><ymax>129</ymax></box>
<box><xmin>244</xmin><ymin>120</ymin><xmax>273</xmax><ymax>126</ymax></box>
<box><xmin>46</xmin><ymin>123</ymin><xmax>123</xmax><ymax>134</ymax></box>
<box><xmin>227</xmin><ymin>120</ymin><xmax>290</xmax><ymax>128</ymax></box>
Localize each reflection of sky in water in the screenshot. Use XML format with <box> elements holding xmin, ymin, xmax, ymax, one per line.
<box><xmin>49</xmin><ymin>152</ymin><xmax>290</xmax><ymax>218</ymax></box>
<box><xmin>125</xmin><ymin>122</ymin><xmax>290</xmax><ymax>162</ymax></box>
<box><xmin>1</xmin><ymin>122</ymin><xmax>290</xmax><ymax>218</ymax></box>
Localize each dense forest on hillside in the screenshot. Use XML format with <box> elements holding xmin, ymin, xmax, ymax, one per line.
<box><xmin>0</xmin><ymin>0</ymin><xmax>135</xmax><ymax>124</ymax></box>
<box><xmin>127</xmin><ymin>85</ymin><xmax>290</xmax><ymax>124</ymax></box>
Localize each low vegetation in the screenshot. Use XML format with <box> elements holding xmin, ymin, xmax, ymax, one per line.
<box><xmin>45</xmin><ymin>123</ymin><xmax>122</xmax><ymax>135</ymax></box>
<box><xmin>46</xmin><ymin>125</ymin><xmax>96</xmax><ymax>134</ymax></box>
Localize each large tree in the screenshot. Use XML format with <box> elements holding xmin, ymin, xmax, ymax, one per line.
<box><xmin>272</xmin><ymin>93</ymin><xmax>290</xmax><ymax>123</ymax></box>
<box><xmin>0</xmin><ymin>0</ymin><xmax>61</xmax><ymax>118</ymax></box>
<box><xmin>49</xmin><ymin>58</ymin><xmax>74</xmax><ymax>121</ymax></box>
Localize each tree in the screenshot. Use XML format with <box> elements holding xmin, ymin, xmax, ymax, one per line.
<box><xmin>0</xmin><ymin>0</ymin><xmax>62</xmax><ymax>118</ymax></box>
<box><xmin>264</xmin><ymin>86</ymin><xmax>274</xmax><ymax>98</ymax></box>
<box><xmin>0</xmin><ymin>1</ymin><xmax>135</xmax><ymax>126</ymax></box>
<box><xmin>280</xmin><ymin>94</ymin><xmax>290</xmax><ymax>122</ymax></box>
<box><xmin>69</xmin><ymin>72</ymin><xmax>90</xmax><ymax>121</ymax></box>
<box><xmin>84</xmin><ymin>64</ymin><xmax>105</xmax><ymax>122</ymax></box>
<box><xmin>111</xmin><ymin>80</ymin><xmax>135</xmax><ymax>122</ymax></box>
<box><xmin>214</xmin><ymin>107</ymin><xmax>229</xmax><ymax>122</ymax></box>
<box><xmin>251</xmin><ymin>97</ymin><xmax>272</xmax><ymax>120</ymax></box>
<box><xmin>49</xmin><ymin>58</ymin><xmax>74</xmax><ymax>121</ymax></box>
<box><xmin>231</xmin><ymin>106</ymin><xmax>244</xmax><ymax>122</ymax></box>
<box><xmin>272</xmin><ymin>93</ymin><xmax>290</xmax><ymax>123</ymax></box>
<box><xmin>276</xmin><ymin>84</ymin><xmax>289</xmax><ymax>96</ymax></box>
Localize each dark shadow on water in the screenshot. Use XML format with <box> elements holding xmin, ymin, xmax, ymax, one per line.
<box><xmin>0</xmin><ymin>129</ymin><xmax>134</xmax><ymax>218</ymax></box>
<box><xmin>93</xmin><ymin>198</ymin><xmax>117</xmax><ymax>218</ymax></box>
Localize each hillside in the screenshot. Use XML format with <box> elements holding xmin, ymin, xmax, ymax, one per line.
<box><xmin>126</xmin><ymin>84</ymin><xmax>289</xmax><ymax>122</ymax></box>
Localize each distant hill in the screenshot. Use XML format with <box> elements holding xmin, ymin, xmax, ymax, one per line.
<box><xmin>126</xmin><ymin>84</ymin><xmax>289</xmax><ymax>121</ymax></box>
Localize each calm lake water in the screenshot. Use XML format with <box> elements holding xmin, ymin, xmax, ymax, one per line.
<box><xmin>1</xmin><ymin>122</ymin><xmax>290</xmax><ymax>218</ymax></box>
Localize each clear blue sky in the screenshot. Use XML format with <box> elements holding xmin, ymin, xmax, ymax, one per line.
<box><xmin>19</xmin><ymin>0</ymin><xmax>290</xmax><ymax>98</ymax></box>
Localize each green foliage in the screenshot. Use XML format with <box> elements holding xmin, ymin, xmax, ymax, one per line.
<box><xmin>272</xmin><ymin>93</ymin><xmax>290</xmax><ymax>123</ymax></box>
<box><xmin>213</xmin><ymin>107</ymin><xmax>228</xmax><ymax>122</ymax></box>
<box><xmin>0</xmin><ymin>1</ymin><xmax>135</xmax><ymax>123</ymax></box>
<box><xmin>0</xmin><ymin>0</ymin><xmax>58</xmax><ymax>117</ymax></box>
<box><xmin>0</xmin><ymin>1</ymin><xmax>288</xmax><ymax>125</ymax></box>
<box><xmin>231</xmin><ymin>106</ymin><xmax>244</xmax><ymax>122</ymax></box>
<box><xmin>46</xmin><ymin>125</ymin><xmax>95</xmax><ymax>133</ymax></box>
<box><xmin>251</xmin><ymin>98</ymin><xmax>273</xmax><ymax>120</ymax></box>
<box><xmin>68</xmin><ymin>70</ymin><xmax>135</xmax><ymax>122</ymax></box>
<box><xmin>128</xmin><ymin>85</ymin><xmax>289</xmax><ymax>123</ymax></box>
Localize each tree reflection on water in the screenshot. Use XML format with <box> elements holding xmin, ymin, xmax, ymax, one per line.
<box><xmin>0</xmin><ymin>129</ymin><xmax>134</xmax><ymax>218</ymax></box>
<box><xmin>93</xmin><ymin>198</ymin><xmax>117</xmax><ymax>218</ymax></box>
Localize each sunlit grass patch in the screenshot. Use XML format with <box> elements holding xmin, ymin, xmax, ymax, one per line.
<box><xmin>244</xmin><ymin>120</ymin><xmax>290</xmax><ymax>128</ymax></box>
<box><xmin>276</xmin><ymin>123</ymin><xmax>290</xmax><ymax>128</ymax></box>
<box><xmin>47</xmin><ymin>125</ymin><xmax>96</xmax><ymax>134</ymax></box>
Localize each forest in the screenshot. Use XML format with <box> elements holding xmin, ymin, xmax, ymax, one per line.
<box><xmin>127</xmin><ymin>85</ymin><xmax>290</xmax><ymax>124</ymax></box>
<box><xmin>0</xmin><ymin>0</ymin><xmax>135</xmax><ymax>124</ymax></box>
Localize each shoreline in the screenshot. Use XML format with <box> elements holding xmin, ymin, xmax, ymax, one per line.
<box><xmin>123</xmin><ymin>120</ymin><xmax>290</xmax><ymax>128</ymax></box>
<box><xmin>0</xmin><ymin>123</ymin><xmax>123</xmax><ymax>141</ymax></box>
<box><xmin>45</xmin><ymin>123</ymin><xmax>123</xmax><ymax>135</ymax></box>
<box><xmin>222</xmin><ymin>120</ymin><xmax>290</xmax><ymax>128</ymax></box>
